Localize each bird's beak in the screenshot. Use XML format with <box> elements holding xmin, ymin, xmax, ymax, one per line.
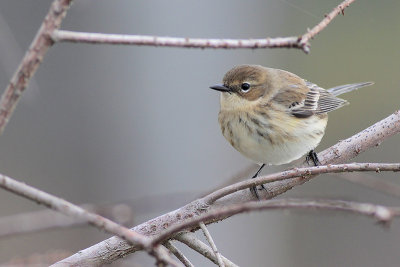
<box><xmin>209</xmin><ymin>84</ymin><xmax>231</xmax><ymax>93</ymax></box>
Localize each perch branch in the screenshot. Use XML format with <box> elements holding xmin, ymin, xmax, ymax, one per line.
<box><xmin>53</xmin><ymin>108</ymin><xmax>400</xmax><ymax>266</ymax></box>
<box><xmin>153</xmin><ymin>198</ymin><xmax>400</xmax><ymax>245</ymax></box>
<box><xmin>205</xmin><ymin>163</ymin><xmax>400</xmax><ymax>204</ymax></box>
<box><xmin>51</xmin><ymin>0</ymin><xmax>357</xmax><ymax>53</ymax></box>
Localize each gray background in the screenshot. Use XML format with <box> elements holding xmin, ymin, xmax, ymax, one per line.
<box><xmin>0</xmin><ymin>0</ymin><xmax>400</xmax><ymax>266</ymax></box>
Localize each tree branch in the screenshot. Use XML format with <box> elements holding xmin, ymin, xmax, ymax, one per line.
<box><xmin>199</xmin><ymin>222</ymin><xmax>225</xmax><ymax>267</ymax></box>
<box><xmin>51</xmin><ymin>0</ymin><xmax>357</xmax><ymax>53</ymax></box>
<box><xmin>175</xmin><ymin>232</ymin><xmax>239</xmax><ymax>267</ymax></box>
<box><xmin>205</xmin><ymin>163</ymin><xmax>400</xmax><ymax>204</ymax></box>
<box><xmin>298</xmin><ymin>0</ymin><xmax>356</xmax><ymax>50</ymax></box>
<box><xmin>153</xmin><ymin>199</ymin><xmax>400</xmax><ymax>246</ymax></box>
<box><xmin>0</xmin><ymin>0</ymin><xmax>74</xmax><ymax>135</ymax></box>
<box><xmin>0</xmin><ymin>173</ymin><xmax>180</xmax><ymax>266</ymax></box>
<box><xmin>164</xmin><ymin>241</ymin><xmax>195</xmax><ymax>267</ymax></box>
<box><xmin>53</xmin><ymin>108</ymin><xmax>400</xmax><ymax>266</ymax></box>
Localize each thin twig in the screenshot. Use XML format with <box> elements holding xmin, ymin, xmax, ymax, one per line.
<box><xmin>164</xmin><ymin>241</ymin><xmax>195</xmax><ymax>267</ymax></box>
<box><xmin>0</xmin><ymin>173</ymin><xmax>180</xmax><ymax>267</ymax></box>
<box><xmin>298</xmin><ymin>0</ymin><xmax>357</xmax><ymax>51</ymax></box>
<box><xmin>175</xmin><ymin>232</ymin><xmax>239</xmax><ymax>267</ymax></box>
<box><xmin>154</xmin><ymin>199</ymin><xmax>400</xmax><ymax>245</ymax></box>
<box><xmin>0</xmin><ymin>0</ymin><xmax>73</xmax><ymax>135</ymax></box>
<box><xmin>205</xmin><ymin>163</ymin><xmax>400</xmax><ymax>204</ymax></box>
<box><xmin>199</xmin><ymin>222</ymin><xmax>225</xmax><ymax>267</ymax></box>
<box><xmin>51</xmin><ymin>0</ymin><xmax>357</xmax><ymax>53</ymax></box>
<box><xmin>54</xmin><ymin>108</ymin><xmax>400</xmax><ymax>266</ymax></box>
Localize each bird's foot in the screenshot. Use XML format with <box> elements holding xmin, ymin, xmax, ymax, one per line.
<box><xmin>306</xmin><ymin>150</ymin><xmax>321</xmax><ymax>166</ymax></box>
<box><xmin>250</xmin><ymin>164</ymin><xmax>268</xmax><ymax>200</ymax></box>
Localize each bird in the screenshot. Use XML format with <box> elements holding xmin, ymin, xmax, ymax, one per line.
<box><xmin>209</xmin><ymin>64</ymin><xmax>373</xmax><ymax>198</ymax></box>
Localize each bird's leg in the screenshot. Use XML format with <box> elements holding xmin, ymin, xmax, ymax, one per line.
<box><xmin>252</xmin><ymin>164</ymin><xmax>266</xmax><ymax>178</ymax></box>
<box><xmin>306</xmin><ymin>150</ymin><xmax>321</xmax><ymax>166</ymax></box>
<box><xmin>250</xmin><ymin>164</ymin><xmax>266</xmax><ymax>200</ymax></box>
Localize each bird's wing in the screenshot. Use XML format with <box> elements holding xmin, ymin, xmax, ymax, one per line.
<box><xmin>290</xmin><ymin>81</ymin><xmax>348</xmax><ymax>118</ymax></box>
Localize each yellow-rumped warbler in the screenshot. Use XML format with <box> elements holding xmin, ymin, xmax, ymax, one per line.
<box><xmin>210</xmin><ymin>65</ymin><xmax>372</xmax><ymax>197</ymax></box>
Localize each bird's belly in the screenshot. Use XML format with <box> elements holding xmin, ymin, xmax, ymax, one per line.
<box><xmin>236</xmin><ymin>132</ymin><xmax>320</xmax><ymax>165</ymax></box>
<box><xmin>219</xmin><ymin>111</ymin><xmax>327</xmax><ymax>165</ymax></box>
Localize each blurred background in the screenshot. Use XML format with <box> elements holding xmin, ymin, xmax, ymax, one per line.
<box><xmin>0</xmin><ymin>0</ymin><xmax>399</xmax><ymax>266</ymax></box>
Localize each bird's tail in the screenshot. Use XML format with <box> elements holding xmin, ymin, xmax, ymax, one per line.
<box><xmin>328</xmin><ymin>82</ymin><xmax>374</xmax><ymax>96</ymax></box>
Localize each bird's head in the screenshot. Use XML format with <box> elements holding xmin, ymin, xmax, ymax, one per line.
<box><xmin>210</xmin><ymin>65</ymin><xmax>273</xmax><ymax>110</ymax></box>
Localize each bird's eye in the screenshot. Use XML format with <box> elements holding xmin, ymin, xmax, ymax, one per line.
<box><xmin>241</xmin><ymin>83</ymin><xmax>251</xmax><ymax>92</ymax></box>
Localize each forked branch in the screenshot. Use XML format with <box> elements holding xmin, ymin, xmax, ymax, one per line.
<box><xmin>51</xmin><ymin>0</ymin><xmax>357</xmax><ymax>53</ymax></box>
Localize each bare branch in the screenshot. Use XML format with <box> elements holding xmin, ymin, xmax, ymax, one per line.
<box><xmin>0</xmin><ymin>173</ymin><xmax>180</xmax><ymax>266</ymax></box>
<box><xmin>0</xmin><ymin>0</ymin><xmax>74</xmax><ymax>135</ymax></box>
<box><xmin>164</xmin><ymin>241</ymin><xmax>195</xmax><ymax>267</ymax></box>
<box><xmin>175</xmin><ymin>232</ymin><xmax>239</xmax><ymax>267</ymax></box>
<box><xmin>199</xmin><ymin>222</ymin><xmax>225</xmax><ymax>267</ymax></box>
<box><xmin>205</xmin><ymin>163</ymin><xmax>400</xmax><ymax>204</ymax></box>
<box><xmin>153</xmin><ymin>199</ymin><xmax>400</xmax><ymax>245</ymax></box>
<box><xmin>298</xmin><ymin>0</ymin><xmax>357</xmax><ymax>50</ymax></box>
<box><xmin>52</xmin><ymin>30</ymin><xmax>300</xmax><ymax>49</ymax></box>
<box><xmin>51</xmin><ymin>0</ymin><xmax>357</xmax><ymax>53</ymax></box>
<box><xmin>54</xmin><ymin>108</ymin><xmax>400</xmax><ymax>266</ymax></box>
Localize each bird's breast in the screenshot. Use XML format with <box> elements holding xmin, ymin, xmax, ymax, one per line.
<box><xmin>218</xmin><ymin>108</ymin><xmax>328</xmax><ymax>165</ymax></box>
